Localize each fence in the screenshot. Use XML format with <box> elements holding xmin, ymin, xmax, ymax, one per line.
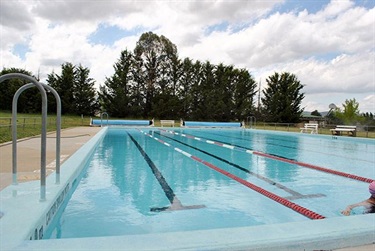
<box><xmin>1</xmin><ymin>118</ymin><xmax>375</xmax><ymax>143</ymax></box>
<box><xmin>0</xmin><ymin>116</ymin><xmax>91</xmax><ymax>144</ymax></box>
<box><xmin>253</xmin><ymin>122</ymin><xmax>375</xmax><ymax>138</ymax></box>
<box><xmin>0</xmin><ymin>116</ymin><xmax>90</xmax><ymax>128</ymax></box>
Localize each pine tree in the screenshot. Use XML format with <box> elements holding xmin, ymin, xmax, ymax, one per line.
<box><xmin>47</xmin><ymin>63</ymin><xmax>98</xmax><ymax>115</ymax></box>
<box><xmin>73</xmin><ymin>65</ymin><xmax>98</xmax><ymax>116</ymax></box>
<box><xmin>48</xmin><ymin>63</ymin><xmax>75</xmax><ymax>114</ymax></box>
<box><xmin>98</xmin><ymin>49</ymin><xmax>133</xmax><ymax>117</ymax></box>
<box><xmin>261</xmin><ymin>72</ymin><xmax>304</xmax><ymax>123</ymax></box>
<box><xmin>0</xmin><ymin>68</ymin><xmax>39</xmax><ymax>113</ymax></box>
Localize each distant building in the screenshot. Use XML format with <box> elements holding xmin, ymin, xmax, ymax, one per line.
<box><xmin>301</xmin><ymin>111</ymin><xmax>326</xmax><ymax>126</ymax></box>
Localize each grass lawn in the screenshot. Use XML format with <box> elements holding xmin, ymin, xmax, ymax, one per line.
<box><xmin>0</xmin><ymin>110</ymin><xmax>91</xmax><ymax>144</ymax></box>
<box><xmin>1</xmin><ymin>110</ymin><xmax>374</xmax><ymax>144</ymax></box>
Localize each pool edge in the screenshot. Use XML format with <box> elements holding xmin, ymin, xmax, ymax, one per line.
<box><xmin>1</xmin><ymin>126</ymin><xmax>374</xmax><ymax>250</ymax></box>
<box><xmin>0</xmin><ymin>127</ymin><xmax>108</xmax><ymax>251</ymax></box>
<box><xmin>10</xmin><ymin>214</ymin><xmax>375</xmax><ymax>251</ymax></box>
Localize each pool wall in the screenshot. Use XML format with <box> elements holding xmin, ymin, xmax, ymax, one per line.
<box><xmin>0</xmin><ymin>127</ymin><xmax>108</xmax><ymax>251</ymax></box>
<box><xmin>9</xmin><ymin>214</ymin><xmax>375</xmax><ymax>251</ymax></box>
<box><xmin>1</xmin><ymin>127</ymin><xmax>374</xmax><ymax>250</ymax></box>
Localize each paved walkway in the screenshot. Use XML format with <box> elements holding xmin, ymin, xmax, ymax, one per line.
<box><xmin>0</xmin><ymin>126</ymin><xmax>373</xmax><ymax>250</ymax></box>
<box><xmin>0</xmin><ymin>126</ymin><xmax>101</xmax><ymax>190</ymax></box>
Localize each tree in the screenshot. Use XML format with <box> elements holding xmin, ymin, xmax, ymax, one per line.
<box><xmin>0</xmin><ymin>68</ymin><xmax>40</xmax><ymax>113</ymax></box>
<box><xmin>98</xmin><ymin>32</ymin><xmax>258</xmax><ymax>121</ymax></box>
<box><xmin>48</xmin><ymin>63</ymin><xmax>75</xmax><ymax>114</ymax></box>
<box><xmin>362</xmin><ymin>112</ymin><xmax>374</xmax><ymax>120</ymax></box>
<box><xmin>261</xmin><ymin>72</ymin><xmax>304</xmax><ymax>123</ymax></box>
<box><xmin>133</xmin><ymin>32</ymin><xmax>179</xmax><ymax>118</ymax></box>
<box><xmin>199</xmin><ymin>61</ymin><xmax>216</xmax><ymax>120</ymax></box>
<box><xmin>212</xmin><ymin>63</ymin><xmax>231</xmax><ymax>121</ymax></box>
<box><xmin>99</xmin><ymin>49</ymin><xmax>134</xmax><ymax>117</ymax></box>
<box><xmin>311</xmin><ymin>110</ymin><xmax>321</xmax><ymax>116</ymax></box>
<box><xmin>362</xmin><ymin>112</ymin><xmax>375</xmax><ymax>127</ymax></box>
<box><xmin>152</xmin><ymin>51</ymin><xmax>183</xmax><ymax>119</ymax></box>
<box><xmin>179</xmin><ymin>58</ymin><xmax>195</xmax><ymax>118</ymax></box>
<box><xmin>47</xmin><ymin>62</ymin><xmax>98</xmax><ymax>115</ymax></box>
<box><xmin>189</xmin><ymin>60</ymin><xmax>203</xmax><ymax>120</ymax></box>
<box><xmin>73</xmin><ymin>65</ymin><xmax>99</xmax><ymax>116</ymax></box>
<box><xmin>232</xmin><ymin>68</ymin><xmax>257</xmax><ymax>120</ymax></box>
<box><xmin>335</xmin><ymin>98</ymin><xmax>363</xmax><ymax>124</ymax></box>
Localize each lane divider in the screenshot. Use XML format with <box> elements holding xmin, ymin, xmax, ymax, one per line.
<box><xmin>127</xmin><ymin>131</ymin><xmax>205</xmax><ymax>212</ymax></box>
<box><xmin>140</xmin><ymin>130</ymin><xmax>325</xmax><ymax>220</ymax></box>
<box><xmin>154</xmin><ymin>131</ymin><xmax>325</xmax><ymax>200</ymax></box>
<box><xmin>161</xmin><ymin>129</ymin><xmax>374</xmax><ymax>184</ymax></box>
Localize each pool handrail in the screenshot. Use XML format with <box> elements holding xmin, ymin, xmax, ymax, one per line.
<box><xmin>100</xmin><ymin>112</ymin><xmax>109</xmax><ymax>127</ymax></box>
<box><xmin>0</xmin><ymin>73</ymin><xmax>48</xmax><ymax>201</ymax></box>
<box><xmin>246</xmin><ymin>116</ymin><xmax>256</xmax><ymax>128</ymax></box>
<box><xmin>13</xmin><ymin>83</ymin><xmax>62</xmax><ymax>184</ymax></box>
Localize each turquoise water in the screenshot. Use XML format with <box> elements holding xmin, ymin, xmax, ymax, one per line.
<box><xmin>45</xmin><ymin>128</ymin><xmax>375</xmax><ymax>239</ymax></box>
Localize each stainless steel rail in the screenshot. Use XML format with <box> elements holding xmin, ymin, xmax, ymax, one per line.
<box><xmin>0</xmin><ymin>73</ymin><xmax>48</xmax><ymax>201</ymax></box>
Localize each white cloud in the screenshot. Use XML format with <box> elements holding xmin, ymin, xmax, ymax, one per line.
<box><xmin>31</xmin><ymin>0</ymin><xmax>141</xmax><ymax>23</ymax></box>
<box><xmin>0</xmin><ymin>0</ymin><xmax>34</xmax><ymax>30</ymax></box>
<box><xmin>286</xmin><ymin>51</ymin><xmax>374</xmax><ymax>93</ymax></box>
<box><xmin>303</xmin><ymin>93</ymin><xmax>375</xmax><ymax>114</ymax></box>
<box><xmin>361</xmin><ymin>95</ymin><xmax>375</xmax><ymax>113</ymax></box>
<box><xmin>0</xmin><ymin>0</ymin><xmax>374</xmax><ymax>113</ymax></box>
<box><xmin>316</xmin><ymin>0</ymin><xmax>354</xmax><ymax>18</ymax></box>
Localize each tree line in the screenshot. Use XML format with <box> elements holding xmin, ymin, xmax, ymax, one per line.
<box><xmin>1</xmin><ymin>32</ymin><xmax>372</xmax><ymax>124</ymax></box>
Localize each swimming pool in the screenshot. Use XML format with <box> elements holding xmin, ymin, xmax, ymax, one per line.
<box><xmin>44</xmin><ymin>127</ymin><xmax>374</xmax><ymax>240</ymax></box>
<box><xmin>1</xmin><ymin>126</ymin><xmax>374</xmax><ymax>250</ymax></box>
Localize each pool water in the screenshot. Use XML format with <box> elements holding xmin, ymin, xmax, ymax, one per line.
<box><xmin>45</xmin><ymin>128</ymin><xmax>375</xmax><ymax>239</ymax></box>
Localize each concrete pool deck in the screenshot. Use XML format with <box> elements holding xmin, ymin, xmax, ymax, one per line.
<box><xmin>0</xmin><ymin>126</ymin><xmax>374</xmax><ymax>251</ymax></box>
<box><xmin>0</xmin><ymin>126</ymin><xmax>102</xmax><ymax>190</ymax></box>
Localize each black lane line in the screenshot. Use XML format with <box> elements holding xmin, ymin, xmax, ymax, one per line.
<box><xmin>154</xmin><ymin>131</ymin><xmax>325</xmax><ymax>200</ymax></box>
<box><xmin>204</xmin><ymin>130</ymin><xmax>375</xmax><ymax>163</ymax></box>
<box><xmin>176</xmin><ymin>129</ymin><xmax>371</xmax><ymax>165</ymax></box>
<box><xmin>127</xmin><ymin>131</ymin><xmax>205</xmax><ymax>212</ymax></box>
<box><xmin>166</xmin><ymin>129</ymin><xmax>373</xmax><ymax>183</ymax></box>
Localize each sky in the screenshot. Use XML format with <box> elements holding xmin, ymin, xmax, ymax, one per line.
<box><xmin>1</xmin><ymin>0</ymin><xmax>374</xmax><ymax>113</ymax></box>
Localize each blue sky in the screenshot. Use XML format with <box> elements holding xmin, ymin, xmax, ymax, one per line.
<box><xmin>88</xmin><ymin>24</ymin><xmax>143</xmax><ymax>47</ymax></box>
<box><xmin>1</xmin><ymin>0</ymin><xmax>374</xmax><ymax>113</ymax></box>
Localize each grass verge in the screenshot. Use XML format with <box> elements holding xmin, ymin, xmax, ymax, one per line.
<box><xmin>0</xmin><ymin>111</ymin><xmax>91</xmax><ymax>144</ymax></box>
<box><xmin>1</xmin><ymin>111</ymin><xmax>373</xmax><ymax>144</ymax></box>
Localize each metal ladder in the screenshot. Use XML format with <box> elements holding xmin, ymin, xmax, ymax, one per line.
<box><xmin>0</xmin><ymin>73</ymin><xmax>61</xmax><ymax>201</ymax></box>
<box><xmin>100</xmin><ymin>112</ymin><xmax>109</xmax><ymax>127</ymax></box>
<box><xmin>246</xmin><ymin>116</ymin><xmax>256</xmax><ymax>129</ymax></box>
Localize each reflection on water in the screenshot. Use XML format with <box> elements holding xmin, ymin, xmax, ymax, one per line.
<box><xmin>45</xmin><ymin>127</ymin><xmax>375</xmax><ymax>239</ymax></box>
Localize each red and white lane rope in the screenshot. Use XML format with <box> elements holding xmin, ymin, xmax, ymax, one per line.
<box><xmin>160</xmin><ymin>129</ymin><xmax>373</xmax><ymax>184</ymax></box>
<box><xmin>139</xmin><ymin>130</ymin><xmax>325</xmax><ymax>220</ymax></box>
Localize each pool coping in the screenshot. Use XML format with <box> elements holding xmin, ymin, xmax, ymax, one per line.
<box><xmin>7</xmin><ymin>214</ymin><xmax>375</xmax><ymax>251</ymax></box>
<box><xmin>0</xmin><ymin>127</ymin><xmax>108</xmax><ymax>251</ymax></box>
<box><xmin>0</xmin><ymin>127</ymin><xmax>374</xmax><ymax>250</ymax></box>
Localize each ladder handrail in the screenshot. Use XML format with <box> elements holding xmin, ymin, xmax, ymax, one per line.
<box><xmin>246</xmin><ymin>116</ymin><xmax>256</xmax><ymax>129</ymax></box>
<box><xmin>100</xmin><ymin>112</ymin><xmax>109</xmax><ymax>127</ymax></box>
<box><xmin>0</xmin><ymin>73</ymin><xmax>48</xmax><ymax>201</ymax></box>
<box><xmin>13</xmin><ymin>83</ymin><xmax>62</xmax><ymax>184</ymax></box>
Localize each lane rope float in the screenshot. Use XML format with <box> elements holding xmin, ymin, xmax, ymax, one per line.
<box><xmin>161</xmin><ymin>129</ymin><xmax>374</xmax><ymax>184</ymax></box>
<box><xmin>154</xmin><ymin>131</ymin><xmax>325</xmax><ymax>200</ymax></box>
<box><xmin>140</xmin><ymin>130</ymin><xmax>325</xmax><ymax>220</ymax></box>
<box><xmin>127</xmin><ymin>131</ymin><xmax>205</xmax><ymax>212</ymax></box>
